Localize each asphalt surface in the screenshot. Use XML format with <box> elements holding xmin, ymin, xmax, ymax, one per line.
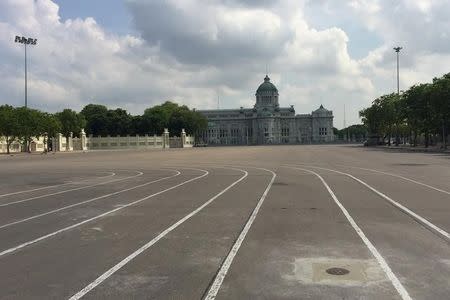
<box><xmin>0</xmin><ymin>145</ymin><xmax>449</xmax><ymax>300</ymax></box>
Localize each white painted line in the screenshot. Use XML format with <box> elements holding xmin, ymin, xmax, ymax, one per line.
<box><xmin>68</xmin><ymin>168</ymin><xmax>248</xmax><ymax>300</ymax></box>
<box><xmin>205</xmin><ymin>168</ymin><xmax>276</xmax><ymax>300</ymax></box>
<box><xmin>300</xmin><ymin>165</ymin><xmax>450</xmax><ymax>242</ymax></box>
<box><xmin>290</xmin><ymin>167</ymin><xmax>412</xmax><ymax>300</ymax></box>
<box><xmin>0</xmin><ymin>171</ymin><xmax>143</xmax><ymax>207</ymax></box>
<box><xmin>0</xmin><ymin>169</ymin><xmax>209</xmax><ymax>258</ymax></box>
<box><xmin>0</xmin><ymin>170</ymin><xmax>181</xmax><ymax>230</ymax></box>
<box><xmin>339</xmin><ymin>165</ymin><xmax>450</xmax><ymax>195</ymax></box>
<box><xmin>0</xmin><ymin>172</ymin><xmax>116</xmax><ymax>198</ymax></box>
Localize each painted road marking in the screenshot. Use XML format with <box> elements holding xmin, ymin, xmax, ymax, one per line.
<box><xmin>68</xmin><ymin>168</ymin><xmax>248</xmax><ymax>300</ymax></box>
<box><xmin>204</xmin><ymin>168</ymin><xmax>276</xmax><ymax>300</ymax></box>
<box><xmin>290</xmin><ymin>167</ymin><xmax>412</xmax><ymax>300</ymax></box>
<box><xmin>0</xmin><ymin>172</ymin><xmax>116</xmax><ymax>198</ymax></box>
<box><xmin>0</xmin><ymin>170</ymin><xmax>181</xmax><ymax>230</ymax></box>
<box><xmin>339</xmin><ymin>165</ymin><xmax>450</xmax><ymax>195</ymax></box>
<box><xmin>0</xmin><ymin>171</ymin><xmax>143</xmax><ymax>207</ymax></box>
<box><xmin>0</xmin><ymin>169</ymin><xmax>209</xmax><ymax>258</ymax></box>
<box><xmin>300</xmin><ymin>165</ymin><xmax>450</xmax><ymax>242</ymax></box>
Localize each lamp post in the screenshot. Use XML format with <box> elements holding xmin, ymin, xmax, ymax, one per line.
<box><xmin>393</xmin><ymin>47</ymin><xmax>402</xmax><ymax>95</ymax></box>
<box><xmin>15</xmin><ymin>36</ymin><xmax>37</xmax><ymax>108</ymax></box>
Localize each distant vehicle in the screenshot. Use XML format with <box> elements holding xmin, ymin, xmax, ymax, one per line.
<box><xmin>195</xmin><ymin>143</ymin><xmax>208</xmax><ymax>147</ymax></box>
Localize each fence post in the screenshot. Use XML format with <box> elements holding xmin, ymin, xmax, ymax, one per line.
<box><xmin>163</xmin><ymin>128</ymin><xmax>170</xmax><ymax>148</ymax></box>
<box><xmin>181</xmin><ymin>128</ymin><xmax>186</xmax><ymax>148</ymax></box>
<box><xmin>67</xmin><ymin>132</ymin><xmax>74</xmax><ymax>151</ymax></box>
<box><xmin>80</xmin><ymin>129</ymin><xmax>87</xmax><ymax>151</ymax></box>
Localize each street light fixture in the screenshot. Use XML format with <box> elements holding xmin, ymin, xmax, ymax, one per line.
<box><xmin>15</xmin><ymin>35</ymin><xmax>37</xmax><ymax>108</ymax></box>
<box><xmin>393</xmin><ymin>46</ymin><xmax>402</xmax><ymax>95</ymax></box>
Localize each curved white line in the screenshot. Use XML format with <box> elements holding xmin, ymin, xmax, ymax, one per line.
<box><xmin>339</xmin><ymin>165</ymin><xmax>450</xmax><ymax>195</ymax></box>
<box><xmin>296</xmin><ymin>165</ymin><xmax>450</xmax><ymax>241</ymax></box>
<box><xmin>0</xmin><ymin>169</ymin><xmax>209</xmax><ymax>258</ymax></box>
<box><xmin>0</xmin><ymin>172</ymin><xmax>116</xmax><ymax>198</ymax></box>
<box><xmin>290</xmin><ymin>167</ymin><xmax>412</xmax><ymax>300</ymax></box>
<box><xmin>0</xmin><ymin>171</ymin><xmax>143</xmax><ymax>207</ymax></box>
<box><xmin>205</xmin><ymin>167</ymin><xmax>276</xmax><ymax>300</ymax></box>
<box><xmin>68</xmin><ymin>167</ymin><xmax>247</xmax><ymax>300</ymax></box>
<box><xmin>0</xmin><ymin>169</ymin><xmax>181</xmax><ymax>230</ymax></box>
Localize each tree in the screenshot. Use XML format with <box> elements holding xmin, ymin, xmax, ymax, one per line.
<box><xmin>106</xmin><ymin>108</ymin><xmax>132</xmax><ymax>136</ymax></box>
<box><xmin>15</xmin><ymin>107</ymin><xmax>44</xmax><ymax>152</ymax></box>
<box><xmin>80</xmin><ymin>104</ymin><xmax>108</xmax><ymax>136</ymax></box>
<box><xmin>56</xmin><ymin>109</ymin><xmax>86</xmax><ymax>150</ymax></box>
<box><xmin>0</xmin><ymin>105</ymin><xmax>20</xmax><ymax>154</ymax></box>
<box><xmin>142</xmin><ymin>101</ymin><xmax>207</xmax><ymax>136</ymax></box>
<box><xmin>429</xmin><ymin>74</ymin><xmax>450</xmax><ymax>149</ymax></box>
<box><xmin>142</xmin><ymin>101</ymin><xmax>177</xmax><ymax>134</ymax></box>
<box><xmin>38</xmin><ymin>113</ymin><xmax>61</xmax><ymax>151</ymax></box>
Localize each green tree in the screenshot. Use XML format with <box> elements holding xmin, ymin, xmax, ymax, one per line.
<box><xmin>15</xmin><ymin>107</ymin><xmax>45</xmax><ymax>152</ymax></box>
<box><xmin>38</xmin><ymin>113</ymin><xmax>61</xmax><ymax>151</ymax></box>
<box><xmin>142</xmin><ymin>101</ymin><xmax>207</xmax><ymax>136</ymax></box>
<box><xmin>0</xmin><ymin>105</ymin><xmax>20</xmax><ymax>154</ymax></box>
<box><xmin>80</xmin><ymin>104</ymin><xmax>108</xmax><ymax>136</ymax></box>
<box><xmin>403</xmin><ymin>84</ymin><xmax>428</xmax><ymax>146</ymax></box>
<box><xmin>429</xmin><ymin>74</ymin><xmax>450</xmax><ymax>148</ymax></box>
<box><xmin>106</xmin><ymin>108</ymin><xmax>132</xmax><ymax>136</ymax></box>
<box><xmin>56</xmin><ymin>109</ymin><xmax>86</xmax><ymax>150</ymax></box>
<box><xmin>142</xmin><ymin>101</ymin><xmax>178</xmax><ymax>135</ymax></box>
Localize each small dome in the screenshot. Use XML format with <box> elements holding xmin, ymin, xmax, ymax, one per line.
<box><xmin>256</xmin><ymin>75</ymin><xmax>278</xmax><ymax>93</ymax></box>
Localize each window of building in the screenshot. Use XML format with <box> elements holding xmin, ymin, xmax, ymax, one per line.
<box><xmin>282</xmin><ymin>127</ymin><xmax>289</xmax><ymax>137</ymax></box>
<box><xmin>264</xmin><ymin>127</ymin><xmax>269</xmax><ymax>137</ymax></box>
<box><xmin>319</xmin><ymin>127</ymin><xmax>328</xmax><ymax>136</ymax></box>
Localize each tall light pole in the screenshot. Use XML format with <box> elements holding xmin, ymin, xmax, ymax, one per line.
<box><xmin>15</xmin><ymin>36</ymin><xmax>37</xmax><ymax>108</ymax></box>
<box><xmin>393</xmin><ymin>46</ymin><xmax>402</xmax><ymax>95</ymax></box>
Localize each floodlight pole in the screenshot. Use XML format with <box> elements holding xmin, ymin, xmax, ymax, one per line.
<box><xmin>393</xmin><ymin>47</ymin><xmax>402</xmax><ymax>95</ymax></box>
<box><xmin>15</xmin><ymin>36</ymin><xmax>37</xmax><ymax>108</ymax></box>
<box><xmin>15</xmin><ymin>36</ymin><xmax>37</xmax><ymax>152</ymax></box>
<box><xmin>24</xmin><ymin>42</ymin><xmax>27</xmax><ymax>107</ymax></box>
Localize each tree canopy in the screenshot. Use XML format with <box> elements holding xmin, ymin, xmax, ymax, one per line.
<box><xmin>360</xmin><ymin>72</ymin><xmax>450</xmax><ymax>148</ymax></box>
<box><xmin>0</xmin><ymin>106</ymin><xmax>61</xmax><ymax>153</ymax></box>
<box><xmin>1</xmin><ymin>101</ymin><xmax>207</xmax><ymax>153</ymax></box>
<box><xmin>80</xmin><ymin>101</ymin><xmax>207</xmax><ymax>137</ymax></box>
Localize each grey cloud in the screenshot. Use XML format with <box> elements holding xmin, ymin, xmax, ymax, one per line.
<box><xmin>126</xmin><ymin>0</ymin><xmax>292</xmax><ymax>66</ymax></box>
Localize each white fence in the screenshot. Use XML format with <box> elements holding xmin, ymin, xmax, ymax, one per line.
<box><xmin>0</xmin><ymin>129</ymin><xmax>194</xmax><ymax>153</ymax></box>
<box><xmin>0</xmin><ymin>136</ymin><xmax>46</xmax><ymax>154</ymax></box>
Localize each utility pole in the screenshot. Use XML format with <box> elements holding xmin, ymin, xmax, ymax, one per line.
<box><xmin>393</xmin><ymin>47</ymin><xmax>402</xmax><ymax>95</ymax></box>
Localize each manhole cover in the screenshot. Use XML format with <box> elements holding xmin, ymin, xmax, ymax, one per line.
<box><xmin>326</xmin><ymin>267</ymin><xmax>350</xmax><ymax>275</ymax></box>
<box><xmin>273</xmin><ymin>182</ymin><xmax>288</xmax><ymax>186</ymax></box>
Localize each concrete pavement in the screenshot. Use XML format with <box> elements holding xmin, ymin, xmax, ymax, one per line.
<box><xmin>0</xmin><ymin>145</ymin><xmax>448</xmax><ymax>299</ymax></box>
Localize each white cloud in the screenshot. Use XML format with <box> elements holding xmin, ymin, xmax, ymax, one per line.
<box><xmin>0</xmin><ymin>0</ymin><xmax>449</xmax><ymax>128</ymax></box>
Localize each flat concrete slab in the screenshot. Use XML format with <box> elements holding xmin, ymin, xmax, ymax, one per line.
<box><xmin>0</xmin><ymin>145</ymin><xmax>448</xmax><ymax>299</ymax></box>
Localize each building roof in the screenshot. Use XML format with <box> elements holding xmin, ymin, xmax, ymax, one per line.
<box><xmin>256</xmin><ymin>75</ymin><xmax>278</xmax><ymax>93</ymax></box>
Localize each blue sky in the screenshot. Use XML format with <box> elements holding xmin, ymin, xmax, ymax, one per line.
<box><xmin>1</xmin><ymin>0</ymin><xmax>450</xmax><ymax>128</ymax></box>
<box><xmin>54</xmin><ymin>0</ymin><xmax>134</xmax><ymax>35</ymax></box>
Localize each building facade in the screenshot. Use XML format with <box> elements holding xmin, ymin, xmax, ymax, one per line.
<box><xmin>198</xmin><ymin>75</ymin><xmax>334</xmax><ymax>145</ymax></box>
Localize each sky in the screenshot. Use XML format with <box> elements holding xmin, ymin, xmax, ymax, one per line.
<box><xmin>1</xmin><ymin>0</ymin><xmax>450</xmax><ymax>128</ymax></box>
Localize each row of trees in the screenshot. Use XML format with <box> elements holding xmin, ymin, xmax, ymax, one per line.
<box><xmin>359</xmin><ymin>73</ymin><xmax>450</xmax><ymax>148</ymax></box>
<box><xmin>0</xmin><ymin>105</ymin><xmax>85</xmax><ymax>154</ymax></box>
<box><xmin>81</xmin><ymin>101</ymin><xmax>207</xmax><ymax>137</ymax></box>
<box><xmin>0</xmin><ymin>101</ymin><xmax>207</xmax><ymax>154</ymax></box>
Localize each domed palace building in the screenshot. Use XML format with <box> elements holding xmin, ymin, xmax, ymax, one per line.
<box><xmin>197</xmin><ymin>75</ymin><xmax>334</xmax><ymax>145</ymax></box>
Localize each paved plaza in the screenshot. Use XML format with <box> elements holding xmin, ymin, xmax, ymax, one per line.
<box><xmin>0</xmin><ymin>145</ymin><xmax>449</xmax><ymax>299</ymax></box>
